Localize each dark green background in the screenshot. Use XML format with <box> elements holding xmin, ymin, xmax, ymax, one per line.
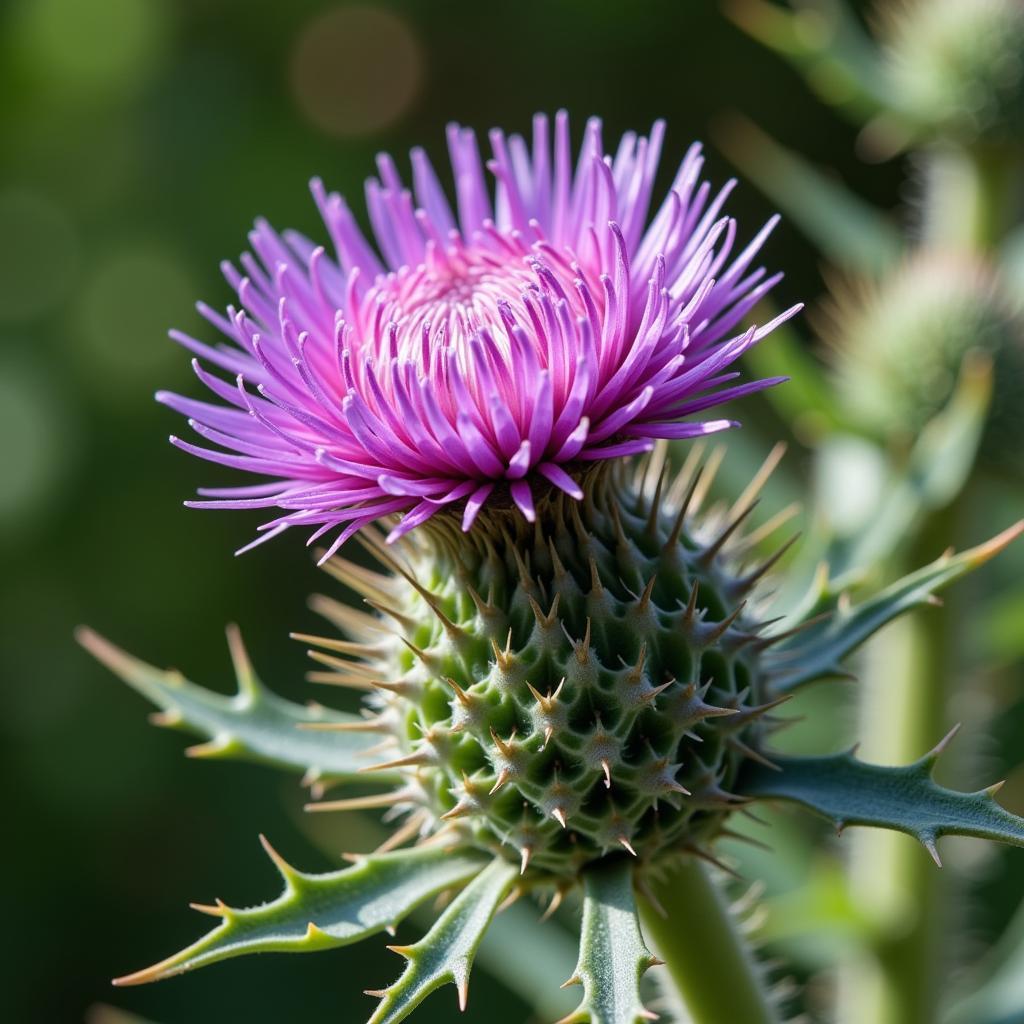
<box><xmin>6</xmin><ymin>1</ymin><xmax>1001</xmax><ymax>1022</ymax></box>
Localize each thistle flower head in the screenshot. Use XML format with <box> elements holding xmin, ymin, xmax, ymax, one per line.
<box><xmin>160</xmin><ymin>113</ymin><xmax>797</xmax><ymax>557</ymax></box>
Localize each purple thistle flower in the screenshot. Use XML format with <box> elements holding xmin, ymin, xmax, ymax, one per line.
<box><xmin>159</xmin><ymin>112</ymin><xmax>800</xmax><ymax>559</ymax></box>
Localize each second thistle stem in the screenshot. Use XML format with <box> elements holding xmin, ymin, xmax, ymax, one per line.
<box><xmin>838</xmin><ymin>506</ymin><xmax>956</xmax><ymax>1024</ymax></box>
<box><xmin>639</xmin><ymin>857</ymin><xmax>780</xmax><ymax>1024</ymax></box>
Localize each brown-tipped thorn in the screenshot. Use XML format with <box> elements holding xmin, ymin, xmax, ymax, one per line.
<box><xmin>289</xmin><ymin>632</ymin><xmax>381</xmax><ymax>657</ymax></box>
<box><xmin>644</xmin><ymin>460</ymin><xmax>668</xmax><ymax>535</ymax></box>
<box><xmin>736</xmin><ymin>533</ymin><xmax>801</xmax><ymax>591</ymax></box>
<box><xmin>702</xmin><ymin>502</ymin><xmax>760</xmax><ymax>564</ymax></box>
<box><xmin>527</xmin><ymin>679</ymin><xmax>564</xmax><ymax>714</ymax></box>
<box><xmin>691</xmin><ymin>446</ymin><xmax>725</xmax><ymax>512</ymax></box>
<box><xmin>363</xmin><ymin>597</ymin><xmax>418</xmax><ymax>632</ymax></box>
<box><xmin>551</xmin><ymin>807</ymin><xmax>568</xmax><ymax>829</ymax></box>
<box><xmin>520</xmin><ymin>845</ymin><xmax>532</xmax><ymax>875</ymax></box>
<box><xmin>601</xmin><ymin>758</ymin><xmax>612</xmax><ymax>789</ymax></box>
<box><xmin>528</xmin><ymin>592</ymin><xmax>561</xmax><ymax>630</ymax></box>
<box><xmin>445</xmin><ymin>677</ymin><xmax>472</xmax><ymax>707</ymax></box>
<box><xmin>305</xmin><ymin>671</ymin><xmax>378</xmax><ymax>690</ymax></box>
<box><xmin>700</xmin><ymin>598</ymin><xmax>749</xmax><ymax>647</ymax></box>
<box><xmin>681</xmin><ymin>580</ymin><xmax>700</xmax><ymax>624</ymax></box>
<box><xmin>731</xmin><ymin>442</ymin><xmax>786</xmax><ymax>519</ymax></box>
<box><xmin>148</xmin><ymin>709</ymin><xmax>182</xmax><ymax>728</ymax></box>
<box><xmin>964</xmin><ymin>520</ymin><xmax>1024</xmax><ymax>567</ymax></box>
<box><xmin>370</xmin><ymin>678</ymin><xmax>416</xmax><ymax>697</ymax></box>
<box><xmin>638</xmin><ymin>680</ymin><xmax>673</xmax><ymax>706</ymax></box>
<box><xmin>682</xmin><ymin>843</ymin><xmax>742</xmax><ymax>880</ymax></box>
<box><xmin>374</xmin><ymin>811</ymin><xmax>427</xmax><ymax>853</ymax></box>
<box><xmin>185</xmin><ymin>737</ymin><xmax>234</xmax><ymax>759</ymax></box>
<box><xmin>489</xmin><ymin>768</ymin><xmax>511</xmax><ymax>795</ymax></box>
<box><xmin>918</xmin><ymin>723</ymin><xmax>962</xmax><ymax>770</ymax></box>
<box><xmin>666</xmin><ymin>463</ymin><xmax>705</xmax><ymax>548</ymax></box>
<box><xmin>540</xmin><ymin>886</ymin><xmax>566</xmax><ymax>922</ymax></box>
<box><xmin>359</xmin><ymin>749</ymin><xmax>432</xmax><ymax>773</ymax></box>
<box><xmin>297</xmin><ymin>716</ymin><xmax>386</xmax><ymax>733</ymax></box>
<box><xmin>637</xmin><ymin>574</ymin><xmax>657</xmax><ymax>613</ymax></box>
<box><xmin>304</xmin><ymin>791</ymin><xmax>411</xmax><ymax>814</ymax></box>
<box><xmin>456</xmin><ymin>971</ymin><xmax>471</xmax><ymax>1012</ymax></box>
<box><xmin>188</xmin><ymin>898</ymin><xmax>229</xmax><ymax>918</ymax></box>
<box><xmin>618</xmin><ymin>836</ymin><xmax>637</xmax><ymax>856</ymax></box>
<box><xmin>259</xmin><ymin>833</ymin><xmax>299</xmax><ymax>880</ymax></box>
<box><xmin>489</xmin><ymin>727</ymin><xmax>517</xmax><ymax>758</ymax></box>
<box><xmin>730</xmin><ymin>737</ymin><xmax>782</xmax><ymax>771</ymax></box>
<box><xmin>922</xmin><ymin>837</ymin><xmax>943</xmax><ymax>867</ymax></box>
<box><xmin>573</xmin><ymin>618</ymin><xmax>592</xmax><ymax>664</ymax></box>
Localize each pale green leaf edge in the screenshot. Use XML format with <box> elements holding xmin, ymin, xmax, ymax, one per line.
<box><xmin>113</xmin><ymin>841</ymin><xmax>487</xmax><ymax>986</ymax></box>
<box><xmin>560</xmin><ymin>857</ymin><xmax>659</xmax><ymax>1024</ymax></box>
<box><xmin>765</xmin><ymin>522</ymin><xmax>1023</xmax><ymax>693</ymax></box>
<box><xmin>367</xmin><ymin>856</ymin><xmax>518</xmax><ymax>1024</ymax></box>
<box><xmin>739</xmin><ymin>734</ymin><xmax>1024</xmax><ymax>864</ymax></box>
<box><xmin>77</xmin><ymin>626</ymin><xmax>394</xmax><ymax>786</ymax></box>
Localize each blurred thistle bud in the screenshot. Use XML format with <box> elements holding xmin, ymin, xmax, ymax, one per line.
<box><xmin>727</xmin><ymin>0</ymin><xmax>1024</xmax><ymax>151</ymax></box>
<box><xmin>824</xmin><ymin>252</ymin><xmax>1024</xmax><ymax>473</ymax></box>
<box><xmin>879</xmin><ymin>0</ymin><xmax>1024</xmax><ymax>143</ymax></box>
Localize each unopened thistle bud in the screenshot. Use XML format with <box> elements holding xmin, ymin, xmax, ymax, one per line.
<box><xmin>825</xmin><ymin>252</ymin><xmax>1024</xmax><ymax>472</ymax></box>
<box><xmin>881</xmin><ymin>0</ymin><xmax>1024</xmax><ymax>141</ymax></box>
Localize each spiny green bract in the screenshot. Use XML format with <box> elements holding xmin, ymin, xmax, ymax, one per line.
<box><xmin>307</xmin><ymin>456</ymin><xmax>788</xmax><ymax>878</ymax></box>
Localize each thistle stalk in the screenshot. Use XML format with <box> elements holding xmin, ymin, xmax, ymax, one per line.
<box><xmin>838</xmin><ymin>121</ymin><xmax>1019</xmax><ymax>1020</ymax></box>
<box><xmin>840</xmin><ymin>510</ymin><xmax>954</xmax><ymax>1024</ymax></box>
<box><xmin>921</xmin><ymin>142</ymin><xmax>1022</xmax><ymax>253</ymax></box>
<box><xmin>640</xmin><ymin>858</ymin><xmax>780</xmax><ymax>1024</ymax></box>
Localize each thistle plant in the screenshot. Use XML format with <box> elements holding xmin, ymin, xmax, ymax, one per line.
<box><xmin>720</xmin><ymin>5</ymin><xmax>1024</xmax><ymax>1023</ymax></box>
<box><xmin>81</xmin><ymin>114</ymin><xmax>1024</xmax><ymax>1024</ymax></box>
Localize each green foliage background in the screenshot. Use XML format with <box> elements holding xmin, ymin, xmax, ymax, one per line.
<box><xmin>3</xmin><ymin>1</ymin><xmax>1021</xmax><ymax>1022</ymax></box>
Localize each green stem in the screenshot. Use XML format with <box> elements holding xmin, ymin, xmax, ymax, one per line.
<box><xmin>838</xmin><ymin>506</ymin><xmax>956</xmax><ymax>1024</ymax></box>
<box><xmin>639</xmin><ymin>858</ymin><xmax>780</xmax><ymax>1024</ymax></box>
<box><xmin>922</xmin><ymin>142</ymin><xmax>1021</xmax><ymax>251</ymax></box>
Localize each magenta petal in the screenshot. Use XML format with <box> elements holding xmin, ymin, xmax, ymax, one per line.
<box><xmin>161</xmin><ymin>113</ymin><xmax>795</xmax><ymax>549</ymax></box>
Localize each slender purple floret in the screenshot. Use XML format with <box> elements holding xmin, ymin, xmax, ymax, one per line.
<box><xmin>158</xmin><ymin>113</ymin><xmax>799</xmax><ymax>557</ymax></box>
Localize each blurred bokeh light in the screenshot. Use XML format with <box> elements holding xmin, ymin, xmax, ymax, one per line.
<box><xmin>289</xmin><ymin>5</ymin><xmax>423</xmax><ymax>137</ymax></box>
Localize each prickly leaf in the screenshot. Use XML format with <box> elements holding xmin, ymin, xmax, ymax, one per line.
<box><xmin>765</xmin><ymin>522</ymin><xmax>1023</xmax><ymax>692</ymax></box>
<box><xmin>368</xmin><ymin>857</ymin><xmax>517</xmax><ymax>1024</ymax></box>
<box><xmin>740</xmin><ymin>734</ymin><xmax>1024</xmax><ymax>864</ymax></box>
<box><xmin>114</xmin><ymin>841</ymin><xmax>486</xmax><ymax>985</ymax></box>
<box><xmin>559</xmin><ymin>858</ymin><xmax>658</xmax><ymax>1024</ymax></box>
<box><xmin>78</xmin><ymin>626</ymin><xmax>392</xmax><ymax>786</ymax></box>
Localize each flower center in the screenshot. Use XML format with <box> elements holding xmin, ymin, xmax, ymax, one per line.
<box><xmin>349</xmin><ymin>234</ymin><xmax>597</xmax><ymax>370</ymax></box>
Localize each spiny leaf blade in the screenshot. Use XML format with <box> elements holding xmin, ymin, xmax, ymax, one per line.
<box><xmin>78</xmin><ymin>626</ymin><xmax>390</xmax><ymax>785</ymax></box>
<box><xmin>114</xmin><ymin>841</ymin><xmax>486</xmax><ymax>985</ymax></box>
<box><xmin>765</xmin><ymin>522</ymin><xmax>1023</xmax><ymax>693</ymax></box>
<box><xmin>368</xmin><ymin>856</ymin><xmax>518</xmax><ymax>1024</ymax></box>
<box><xmin>560</xmin><ymin>858</ymin><xmax>658</xmax><ymax>1024</ymax></box>
<box><xmin>739</xmin><ymin>736</ymin><xmax>1024</xmax><ymax>863</ymax></box>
